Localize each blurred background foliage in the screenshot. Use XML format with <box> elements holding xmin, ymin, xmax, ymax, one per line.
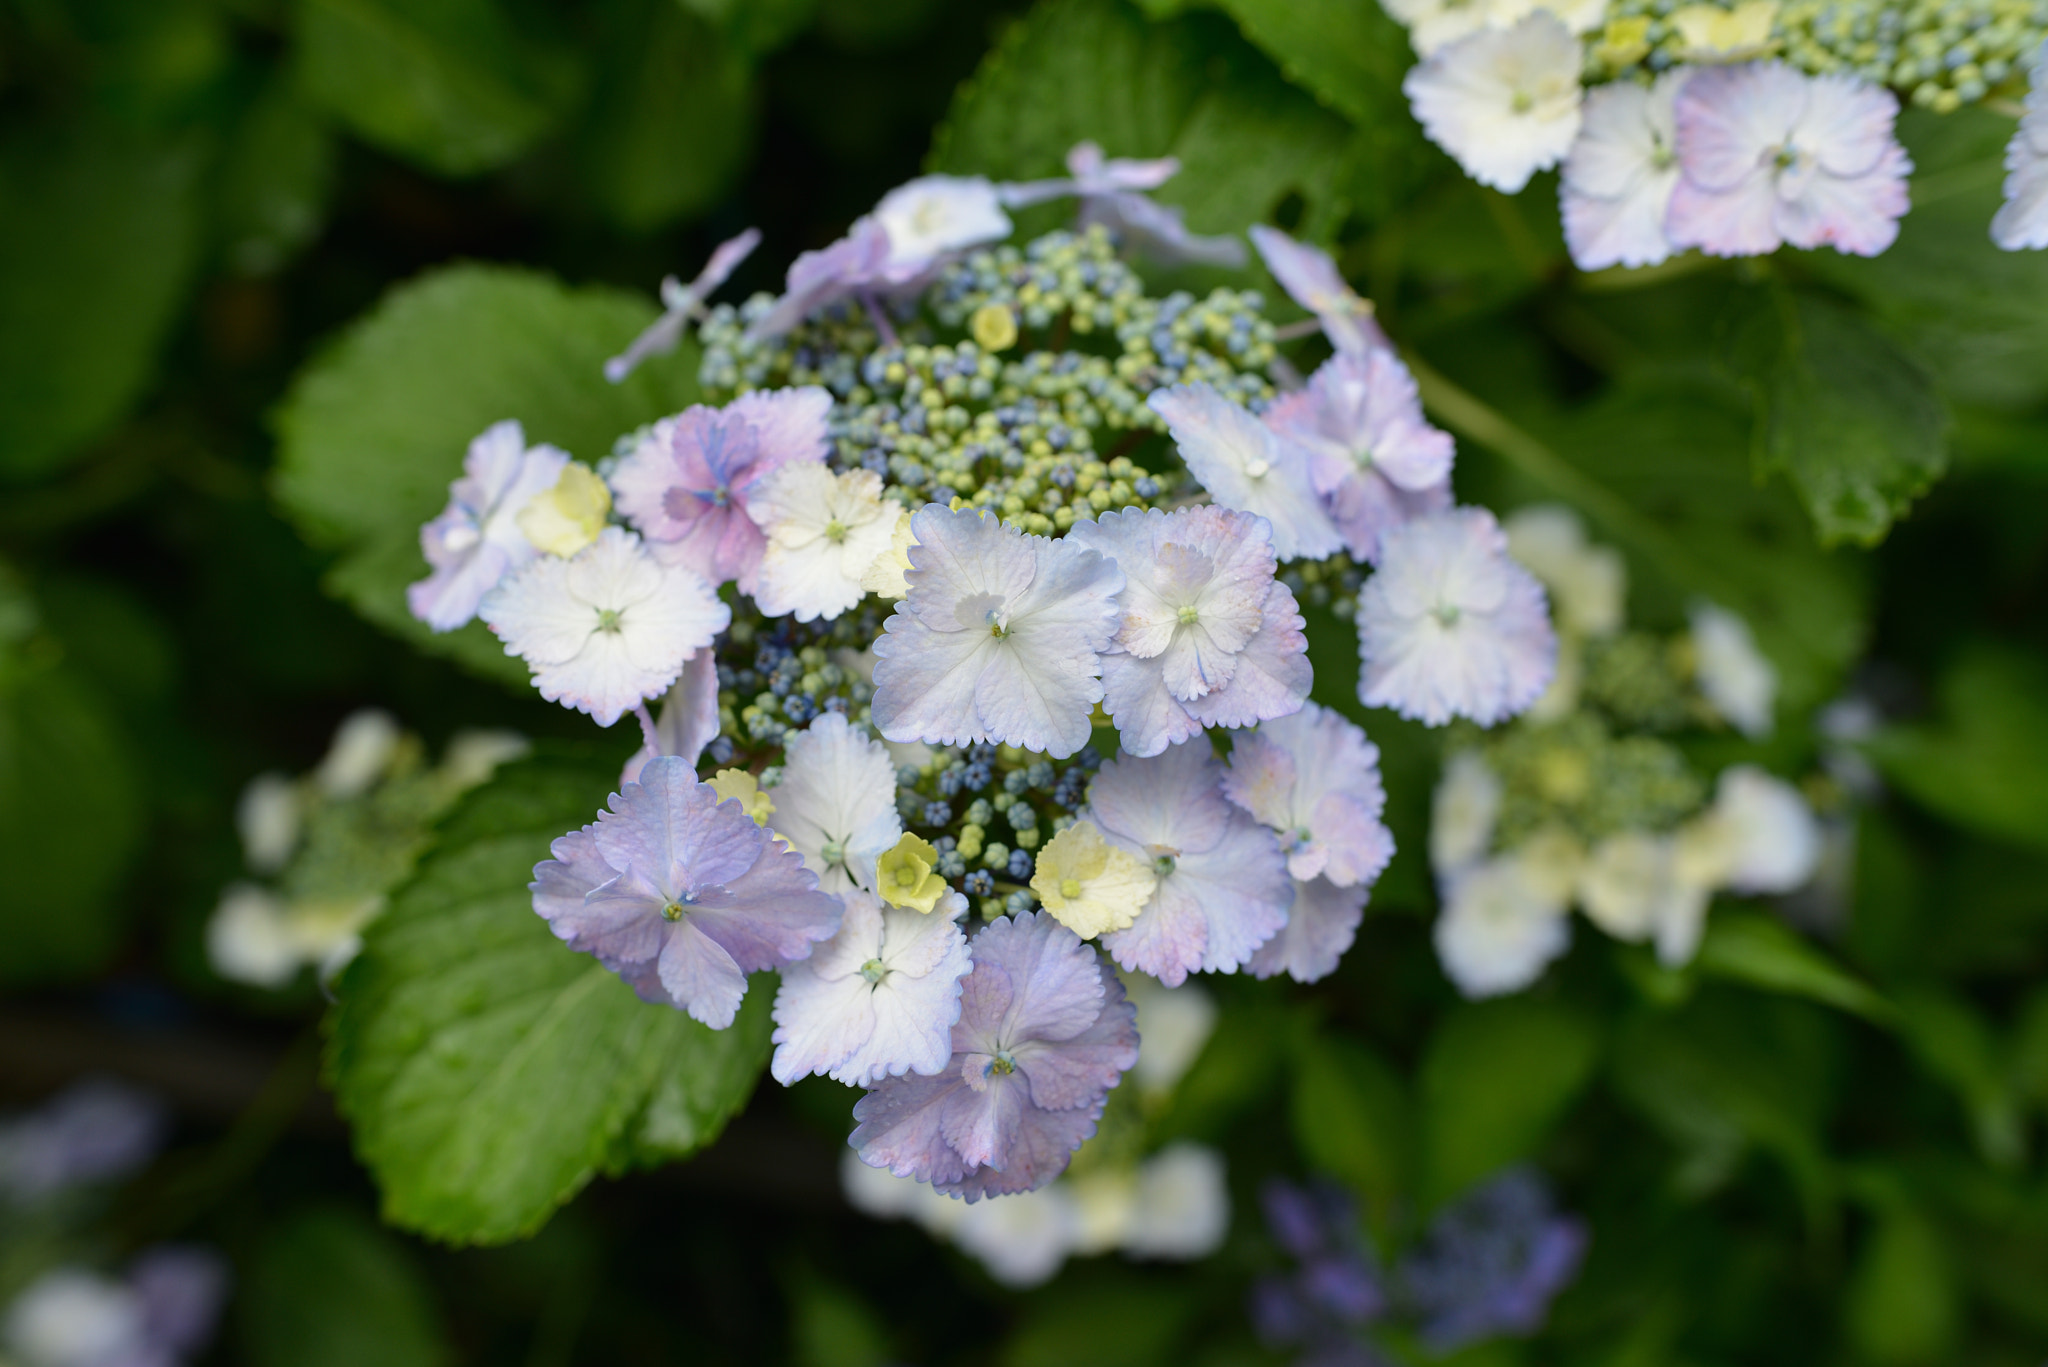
<box><xmin>2</xmin><ymin>0</ymin><xmax>2048</xmax><ymax>1363</ymax></box>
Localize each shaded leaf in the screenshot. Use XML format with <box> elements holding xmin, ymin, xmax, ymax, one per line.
<box><xmin>1290</xmin><ymin>1036</ymin><xmax>1411</xmax><ymax>1229</ymax></box>
<box><xmin>274</xmin><ymin>265</ymin><xmax>699</xmax><ymax>685</ymax></box>
<box><xmin>1893</xmin><ymin>986</ymin><xmax>2024</xmax><ymax>1170</ymax></box>
<box><xmin>1419</xmin><ymin>997</ymin><xmax>1598</xmax><ymax>1207</ymax></box>
<box><xmin>215</xmin><ymin>74</ymin><xmax>337</xmax><ymax>277</ymax></box>
<box><xmin>1695</xmin><ymin>910</ymin><xmax>1894</xmax><ymax>1026</ymax></box>
<box><xmin>240</xmin><ymin>1207</ymin><xmax>451</xmax><ymax>1367</ymax></box>
<box><xmin>1844</xmin><ymin>1202</ymin><xmax>1960</xmax><ymax>1366</ymax></box>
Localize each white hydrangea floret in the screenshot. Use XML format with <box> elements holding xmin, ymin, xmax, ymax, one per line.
<box><xmin>768</xmin><ymin>712</ymin><xmax>903</xmax><ymax>894</ymax></box>
<box><xmin>747</xmin><ymin>464</ymin><xmax>903</xmax><ymax>622</ymax></box>
<box><xmin>1403</xmin><ymin>14</ymin><xmax>1585</xmax><ymax>195</ymax></box>
<box><xmin>1689</xmin><ymin>601</ymin><xmax>1776</xmax><ymax>738</ymax></box>
<box><xmin>1147</xmin><ymin>384</ymin><xmax>1343</xmax><ymax>561</ymax></box>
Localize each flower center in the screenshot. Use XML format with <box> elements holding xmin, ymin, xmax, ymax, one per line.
<box><xmin>1176</xmin><ymin>603</ymin><xmax>1201</xmax><ymax>626</ymax></box>
<box><xmin>1511</xmin><ymin>90</ymin><xmax>1534</xmax><ymax>115</ymax></box>
<box><xmin>596</xmin><ymin>608</ymin><xmax>624</xmax><ymax>633</ymax></box>
<box><xmin>1432</xmin><ymin>603</ymin><xmax>1462</xmax><ymax>628</ymax></box>
<box><xmin>661</xmin><ymin>900</ymin><xmax>685</xmax><ymax>921</ymax></box>
<box><xmin>821</xmin><ymin>836</ymin><xmax>846</xmax><ymax>867</ymax></box>
<box><xmin>825</xmin><ymin>518</ymin><xmax>848</xmax><ymax>543</ymax></box>
<box><xmin>989</xmin><ymin>1051</ymin><xmax>1017</xmax><ymax>1077</ymax></box>
<box><xmin>1243</xmin><ymin>456</ymin><xmax>1271</xmax><ymax>479</ymax></box>
<box><xmin>987</xmin><ymin>610</ymin><xmax>1011</xmax><ymax>640</ymax></box>
<box><xmin>895</xmin><ymin>864</ymin><xmax>920</xmax><ymax>887</ymax></box>
<box><xmin>1152</xmin><ymin>853</ymin><xmax>1177</xmax><ymax>877</ymax></box>
<box><xmin>860</xmin><ymin>958</ymin><xmax>887</xmax><ymax>985</ymax></box>
<box><xmin>1060</xmin><ymin>877</ymin><xmax>1083</xmax><ymax>898</ymax></box>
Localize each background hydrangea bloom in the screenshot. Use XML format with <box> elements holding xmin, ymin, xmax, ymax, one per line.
<box><xmin>609</xmin><ymin>387</ymin><xmax>833</xmax><ymax>592</ymax></box>
<box><xmin>1560</xmin><ymin>72</ymin><xmax>1688</xmax><ymax>271</ymax></box>
<box><xmin>1688</xmin><ymin>601</ymin><xmax>1775</xmax><ymax>737</ymax></box>
<box><xmin>605</xmin><ymin>227</ymin><xmax>761</xmax><ymax>383</ymax></box>
<box><xmin>407</xmin><ymin>420</ymin><xmax>567</xmax><ymax>632</ymax></box>
<box><xmin>479</xmin><ymin>527</ymin><xmax>729</xmax><ymax>727</ymax></box>
<box><xmin>871</xmin><ymin>506</ymin><xmax>1124</xmax><ymax>759</ymax></box>
<box><xmin>1434</xmin><ymin>853</ymin><xmax>1572</xmax><ymax>998</ymax></box>
<box><xmin>767</xmin><ymin>713</ymin><xmax>903</xmax><ymax>894</ymax></box>
<box><xmin>1356</xmin><ymin>509</ymin><xmax>1556</xmax><ymax>727</ymax></box>
<box><xmin>1086</xmin><ymin>744</ymin><xmax>1293</xmax><ymax>985</ymax></box>
<box><xmin>1398</xmin><ymin>1169</ymin><xmax>1588</xmax><ymax>1351</ymax></box>
<box><xmin>1994</xmin><ymin>41</ymin><xmax>2048</xmax><ymax>250</ymax></box>
<box><xmin>1246</xmin><ymin>225</ymin><xmax>1387</xmax><ymax>356</ymax></box>
<box><xmin>1402</xmin><ymin>14</ymin><xmax>1584</xmax><ymax>195</ymax></box>
<box><xmin>873</xmin><ymin>175</ymin><xmax>1013</xmax><ymax>284</ymax></box>
<box><xmin>1148</xmin><ymin>384</ymin><xmax>1342</xmax><ymax>560</ymax></box>
<box><xmin>1005</xmin><ymin>142</ymin><xmax>1246</xmax><ymax>267</ymax></box>
<box><xmin>1069</xmin><ymin>506</ymin><xmax>1311</xmax><ymax>757</ymax></box>
<box><xmin>1667</xmin><ymin>62</ymin><xmax>1911</xmax><ymax>258</ymax></box>
<box><xmin>745</xmin><ymin>218</ymin><xmax>892</xmax><ymax>343</ymax></box>
<box><xmin>530</xmin><ymin>756</ymin><xmax>842</xmax><ymax>1028</ymax></box>
<box><xmin>771</xmin><ymin>888</ymin><xmax>973</xmax><ymax>1086</ymax></box>
<box><xmin>1265</xmin><ymin>349</ymin><xmax>1455</xmax><ymax>564</ymax></box>
<box><xmin>850</xmin><ymin>910</ymin><xmax>1139</xmax><ymax>1200</ymax></box>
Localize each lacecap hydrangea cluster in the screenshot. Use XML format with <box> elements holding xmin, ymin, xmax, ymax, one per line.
<box><xmin>403</xmin><ymin>156</ymin><xmax>1558</xmax><ymax>1203</ymax></box>
<box><xmin>1380</xmin><ymin>0</ymin><xmax>2048</xmax><ymax>265</ymax></box>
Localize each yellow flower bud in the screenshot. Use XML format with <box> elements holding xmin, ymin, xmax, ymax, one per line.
<box><xmin>708</xmin><ymin>769</ymin><xmax>774</xmax><ymax>825</ymax></box>
<box><xmin>1031</xmin><ymin>820</ymin><xmax>1156</xmax><ymax>939</ymax></box>
<box><xmin>970</xmin><ymin>302</ymin><xmax>1019</xmax><ymax>352</ymax></box>
<box><xmin>516</xmin><ymin>463</ymin><xmax>612</xmax><ymax>557</ymax></box>
<box><xmin>876</xmin><ymin>833</ymin><xmax>949</xmax><ymax>914</ymax></box>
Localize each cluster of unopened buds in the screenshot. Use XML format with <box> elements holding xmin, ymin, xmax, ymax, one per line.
<box><xmin>405</xmin><ymin>151</ymin><xmax>1571</xmax><ymax>1204</ymax></box>
<box><xmin>1382</xmin><ymin>0</ymin><xmax>2048</xmax><ymax>262</ymax></box>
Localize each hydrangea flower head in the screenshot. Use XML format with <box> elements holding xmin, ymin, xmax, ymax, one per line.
<box><xmin>1994</xmin><ymin>41</ymin><xmax>2048</xmax><ymax>250</ymax></box>
<box><xmin>606</xmin><ymin>227</ymin><xmax>761</xmax><ymax>383</ymax></box>
<box><xmin>1667</xmin><ymin>63</ymin><xmax>1911</xmax><ymax>258</ymax></box>
<box><xmin>1430</xmin><ymin>749</ymin><xmax>1504</xmax><ymax>877</ymax></box>
<box><xmin>1148</xmin><ymin>385</ymin><xmax>1343</xmax><ymax>561</ymax></box>
<box><xmin>1577</xmin><ymin>829</ymin><xmax>1712</xmax><ymax>965</ymax></box>
<box><xmin>1403</xmin><ymin>14</ymin><xmax>1585</xmax><ymax>195</ymax></box>
<box><xmin>1688</xmin><ymin>601</ymin><xmax>1775</xmax><ymax>737</ymax></box>
<box><xmin>767</xmin><ymin>712</ymin><xmax>902</xmax><ymax>894</ymax></box>
<box><xmin>529</xmin><ymin>756</ymin><xmax>842</xmax><ymax>1028</ymax></box>
<box><xmin>851</xmin><ymin>910</ymin><xmax>1139</xmax><ymax>1200</ymax></box>
<box><xmin>1264</xmin><ymin>349</ymin><xmax>1455</xmax><ymax>563</ymax></box>
<box><xmin>1085</xmin><ymin>743</ymin><xmax>1292</xmax><ymax>985</ymax></box>
<box><xmin>1222</xmin><ymin>702</ymin><xmax>1395</xmax><ymax>887</ymax></box>
<box><xmin>870</xmin><ymin>506</ymin><xmax>1124</xmax><ymax>759</ymax></box>
<box><xmin>771</xmin><ymin>888</ymin><xmax>973</xmax><ymax>1086</ymax></box>
<box><xmin>1398</xmin><ymin>1168</ymin><xmax>1588</xmax><ymax>1351</ymax></box>
<box><xmin>1068</xmin><ymin>506</ymin><xmax>1311</xmax><ymax>757</ymax></box>
<box><xmin>873</xmin><ymin>175</ymin><xmax>1013</xmax><ymax>284</ymax></box>
<box><xmin>609</xmin><ymin>387</ymin><xmax>833</xmax><ymax>593</ymax></box>
<box><xmin>408</xmin><ymin>420</ymin><xmax>568</xmax><ymax>632</ymax></box>
<box><xmin>747</xmin><ymin>463</ymin><xmax>903</xmax><ymax>622</ymax></box>
<box><xmin>0</xmin><ymin>1081</ymin><xmax>166</xmax><ymax>1201</ymax></box>
<box><xmin>478</xmin><ymin>527</ymin><xmax>729</xmax><ymax>727</ymax></box>
<box><xmin>514</xmin><ymin>462</ymin><xmax>612</xmax><ymax>558</ymax></box>
<box><xmin>1677</xmin><ymin>764</ymin><xmax>1820</xmax><ymax>899</ymax></box>
<box><xmin>1561</xmin><ymin>72</ymin><xmax>1688</xmax><ymax>271</ymax></box>
<box><xmin>1031</xmin><ymin>819</ymin><xmax>1159</xmax><ymax>939</ymax></box>
<box><xmin>1246</xmin><ymin>224</ymin><xmax>1386</xmax><ymax>356</ymax></box>
<box><xmin>1356</xmin><ymin>508</ymin><xmax>1557</xmax><ymax>727</ymax></box>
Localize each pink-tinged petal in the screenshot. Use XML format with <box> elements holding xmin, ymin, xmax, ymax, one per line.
<box><xmin>1218</xmin><ymin>733</ymin><xmax>1296</xmax><ymax>830</ymax></box>
<box><xmin>1086</xmin><ymin>744</ymin><xmax>1232</xmax><ymax>859</ymax></box>
<box><xmin>1312</xmin><ymin>791</ymin><xmax>1396</xmax><ymax>888</ymax></box>
<box><xmin>1772</xmin><ymin>144</ymin><xmax>1911</xmax><ymax>255</ymax></box>
<box><xmin>937</xmin><ymin>1101</ymin><xmax>1104</xmax><ymax>1202</ymax></box>
<box><xmin>1181</xmin><ymin>583</ymin><xmax>1312</xmax><ymax>731</ymax></box>
<box><xmin>657</xmin><ymin>917</ymin><xmax>750</xmax><ymax>1028</ymax></box>
<box><xmin>851</xmin><ymin>1070</ymin><xmax>972</xmax><ymax>1186</ymax></box>
<box><xmin>408</xmin><ymin>541</ymin><xmax>513</xmax><ymax>634</ymax></box>
<box><xmin>941</xmin><ymin>1071</ymin><xmax>1028</xmax><ymax>1170</ymax></box>
<box><xmin>1665</xmin><ymin>173</ymin><xmax>1781</xmax><ymax>257</ymax></box>
<box><xmin>1012</xmin><ymin>963</ymin><xmax>1138</xmax><ymax>1109</ymax></box>
<box><xmin>1097</xmin><ymin>650</ymin><xmax>1203</xmax><ymax>759</ymax></box>
<box><xmin>1100</xmin><ymin>890</ymin><xmax>1209</xmax><ymax>986</ymax></box>
<box><xmin>1673</xmin><ymin>63</ymin><xmax>1810</xmax><ymax>193</ymax></box>
<box><xmin>980</xmin><ymin>912</ymin><xmax>1105</xmax><ymax>1046</ymax></box>
<box><xmin>1248</xmin><ymin>877</ymin><xmax>1369</xmax><ymax>984</ymax></box>
<box><xmin>1796</xmin><ymin>71</ymin><xmax>1900</xmax><ymax>179</ymax></box>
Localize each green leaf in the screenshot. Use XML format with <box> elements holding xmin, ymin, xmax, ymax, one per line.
<box><xmin>1844</xmin><ymin>1203</ymin><xmax>1960</xmax><ymax>1366</ymax></box>
<box><xmin>1893</xmin><ymin>986</ymin><xmax>2025</xmax><ymax>1170</ymax></box>
<box><xmin>1418</xmin><ymin>997</ymin><xmax>1598</xmax><ymax>1206</ymax></box>
<box><xmin>1723</xmin><ymin>289</ymin><xmax>1949</xmax><ymax>546</ymax></box>
<box><xmin>215</xmin><ymin>74</ymin><xmax>337</xmax><ymax>276</ymax></box>
<box><xmin>293</xmin><ymin>0</ymin><xmax>576</xmax><ymax>177</ymax></box>
<box><xmin>239</xmin><ymin>1207</ymin><xmax>452</xmax><ymax>1367</ymax></box>
<box><xmin>930</xmin><ymin>0</ymin><xmax>1355</xmax><ymax>236</ymax></box>
<box><xmin>1208</xmin><ymin>0</ymin><xmax>1413</xmax><ymax>128</ymax></box>
<box><xmin>274</xmin><ymin>265</ymin><xmax>700</xmax><ymax>685</ymax></box>
<box><xmin>0</xmin><ymin>121</ymin><xmax>205</xmax><ymax>482</ymax></box>
<box><xmin>326</xmin><ymin>751</ymin><xmax>768</xmax><ymax>1244</ymax></box>
<box><xmin>680</xmin><ymin>0</ymin><xmax>819</xmax><ymax>57</ymax></box>
<box><xmin>578</xmin><ymin>0</ymin><xmax>755</xmax><ymax>233</ymax></box>
<box><xmin>1694</xmin><ymin>911</ymin><xmax>1895</xmax><ymax>1026</ymax></box>
<box><xmin>1290</xmin><ymin>1036</ymin><xmax>1411</xmax><ymax>1228</ymax></box>
<box><xmin>1863</xmin><ymin>644</ymin><xmax>2048</xmax><ymax>854</ymax></box>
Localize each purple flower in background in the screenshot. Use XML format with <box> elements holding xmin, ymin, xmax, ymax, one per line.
<box><xmin>407</xmin><ymin>420</ymin><xmax>568</xmax><ymax>632</ymax></box>
<box><xmin>531</xmin><ymin>756</ymin><xmax>843</xmax><ymax>1028</ymax></box>
<box><xmin>127</xmin><ymin>1248</ymin><xmax>230</xmax><ymax>1362</ymax></box>
<box><xmin>605</xmin><ymin>227</ymin><xmax>762</xmax><ymax>383</ymax></box>
<box><xmin>1</xmin><ymin>1247</ymin><xmax>226</xmax><ymax>1367</ymax></box>
<box><xmin>1666</xmin><ymin>62</ymin><xmax>1911</xmax><ymax>258</ymax></box>
<box><xmin>1251</xmin><ymin>1178</ymin><xmax>1388</xmax><ymax>1367</ymax></box>
<box><xmin>745</xmin><ymin>218</ymin><xmax>893</xmax><ymax>344</ymax></box>
<box><xmin>1266</xmin><ymin>349</ymin><xmax>1453</xmax><ymax>565</ymax></box>
<box><xmin>1247</xmin><ymin>226</ymin><xmax>1388</xmax><ymax>357</ymax></box>
<box><xmin>850</xmin><ymin>910</ymin><xmax>1139</xmax><ymax>1201</ymax></box>
<box><xmin>0</xmin><ymin>1080</ymin><xmax>166</xmax><ymax>1201</ymax></box>
<box><xmin>1397</xmin><ymin>1168</ymin><xmax>1588</xmax><ymax>1351</ymax></box>
<box><xmin>1006</xmin><ymin>143</ymin><xmax>1245</xmax><ymax>267</ymax></box>
<box><xmin>610</xmin><ymin>387</ymin><xmax>833</xmax><ymax>593</ymax></box>
<box><xmin>1087</xmin><ymin>744</ymin><xmax>1293</xmax><ymax>986</ymax></box>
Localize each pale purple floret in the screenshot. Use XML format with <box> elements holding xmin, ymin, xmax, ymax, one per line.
<box><xmin>1247</xmin><ymin>225</ymin><xmax>1389</xmax><ymax>356</ymax></box>
<box><xmin>605</xmin><ymin>228</ymin><xmax>762</xmax><ymax>383</ymax></box>
<box><xmin>1396</xmin><ymin>1168</ymin><xmax>1588</xmax><ymax>1352</ymax></box>
<box><xmin>1666</xmin><ymin>62</ymin><xmax>1911</xmax><ymax>259</ymax></box>
<box><xmin>1068</xmin><ymin>506</ymin><xmax>1311</xmax><ymax>758</ymax></box>
<box><xmin>771</xmin><ymin>889</ymin><xmax>972</xmax><ymax>1086</ymax></box>
<box><xmin>1005</xmin><ymin>142</ymin><xmax>1245</xmax><ymax>267</ymax></box>
<box><xmin>621</xmin><ymin>649</ymin><xmax>720</xmax><ymax>786</ymax></box>
<box><xmin>745</xmin><ymin>218</ymin><xmax>893</xmax><ymax>344</ymax></box>
<box><xmin>1265</xmin><ymin>349</ymin><xmax>1454</xmax><ymax>564</ymax></box>
<box><xmin>1086</xmin><ymin>744</ymin><xmax>1292</xmax><ymax>986</ymax></box>
<box><xmin>1250</xmin><ymin>1178</ymin><xmax>1387</xmax><ymax>1364</ymax></box>
<box><xmin>1249</xmin><ymin>876</ymin><xmax>1371</xmax><ymax>985</ymax></box>
<box><xmin>1994</xmin><ymin>40</ymin><xmax>2048</xmax><ymax>250</ymax></box>
<box><xmin>0</xmin><ymin>1079</ymin><xmax>166</xmax><ymax>1200</ymax></box>
<box><xmin>127</xmin><ymin>1247</ymin><xmax>229</xmax><ymax>1359</ymax></box>
<box><xmin>530</xmin><ymin>756</ymin><xmax>842</xmax><ymax>1029</ymax></box>
<box><xmin>1560</xmin><ymin>73</ymin><xmax>1688</xmax><ymax>271</ymax></box>
<box><xmin>850</xmin><ymin>910</ymin><xmax>1139</xmax><ymax>1201</ymax></box>
<box><xmin>609</xmin><ymin>387</ymin><xmax>832</xmax><ymax>594</ymax></box>
<box><xmin>1356</xmin><ymin>508</ymin><xmax>1556</xmax><ymax>727</ymax></box>
<box><xmin>870</xmin><ymin>506</ymin><xmax>1124</xmax><ymax>760</ymax></box>
<box><xmin>407</xmin><ymin>420</ymin><xmax>568</xmax><ymax>632</ymax></box>
<box><xmin>1223</xmin><ymin>702</ymin><xmax>1394</xmax><ymax>888</ymax></box>
<box><xmin>1149</xmin><ymin>384</ymin><xmax>1344</xmax><ymax>562</ymax></box>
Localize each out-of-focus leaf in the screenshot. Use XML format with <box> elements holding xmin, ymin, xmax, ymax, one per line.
<box><xmin>579</xmin><ymin>0</ymin><xmax>755</xmax><ymax>233</ymax></box>
<box><xmin>1804</xmin><ymin>108</ymin><xmax>2048</xmax><ymax>410</ymax></box>
<box><xmin>1418</xmin><ymin>997</ymin><xmax>1598</xmax><ymax>1207</ymax></box>
<box><xmin>215</xmin><ymin>74</ymin><xmax>337</xmax><ymax>276</ymax></box>
<box><xmin>1844</xmin><ymin>1202</ymin><xmax>1959</xmax><ymax>1366</ymax></box>
<box><xmin>1207</xmin><ymin>0</ymin><xmax>1410</xmax><ymax>127</ymax></box>
<box><xmin>1152</xmin><ymin>997</ymin><xmax>1291</xmax><ymax>1142</ymax></box>
<box><xmin>327</xmin><ymin>752</ymin><xmax>767</xmax><ymax>1244</ymax></box>
<box><xmin>681</xmin><ymin>0</ymin><xmax>818</xmax><ymax>56</ymax></box>
<box><xmin>2014</xmin><ymin>986</ymin><xmax>2048</xmax><ymax>1111</ymax></box>
<box><xmin>1864</xmin><ymin>644</ymin><xmax>2048</xmax><ymax>855</ymax></box>
<box><xmin>1723</xmin><ymin>289</ymin><xmax>1948</xmax><ymax>546</ymax></box>
<box><xmin>1290</xmin><ymin>1036</ymin><xmax>1411</xmax><ymax>1228</ymax></box>
<box><xmin>274</xmin><ymin>265</ymin><xmax>698</xmax><ymax>685</ymax></box>
<box><xmin>787</xmin><ymin>1270</ymin><xmax>893</xmax><ymax>1367</ymax></box>
<box><xmin>240</xmin><ymin>1207</ymin><xmax>451</xmax><ymax>1367</ymax></box>
<box><xmin>1694</xmin><ymin>911</ymin><xmax>1894</xmax><ymax>1025</ymax></box>
<box><xmin>1894</xmin><ymin>986</ymin><xmax>2024</xmax><ymax>1170</ymax></box>
<box><xmin>293</xmin><ymin>0</ymin><xmax>576</xmax><ymax>177</ymax></box>
<box><xmin>1002</xmin><ymin>1273</ymin><xmax>1193</xmax><ymax>1367</ymax></box>
<box><xmin>931</xmin><ymin>0</ymin><xmax>1354</xmax><ymax>236</ymax></box>
<box><xmin>0</xmin><ymin>121</ymin><xmax>205</xmax><ymax>482</ymax></box>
